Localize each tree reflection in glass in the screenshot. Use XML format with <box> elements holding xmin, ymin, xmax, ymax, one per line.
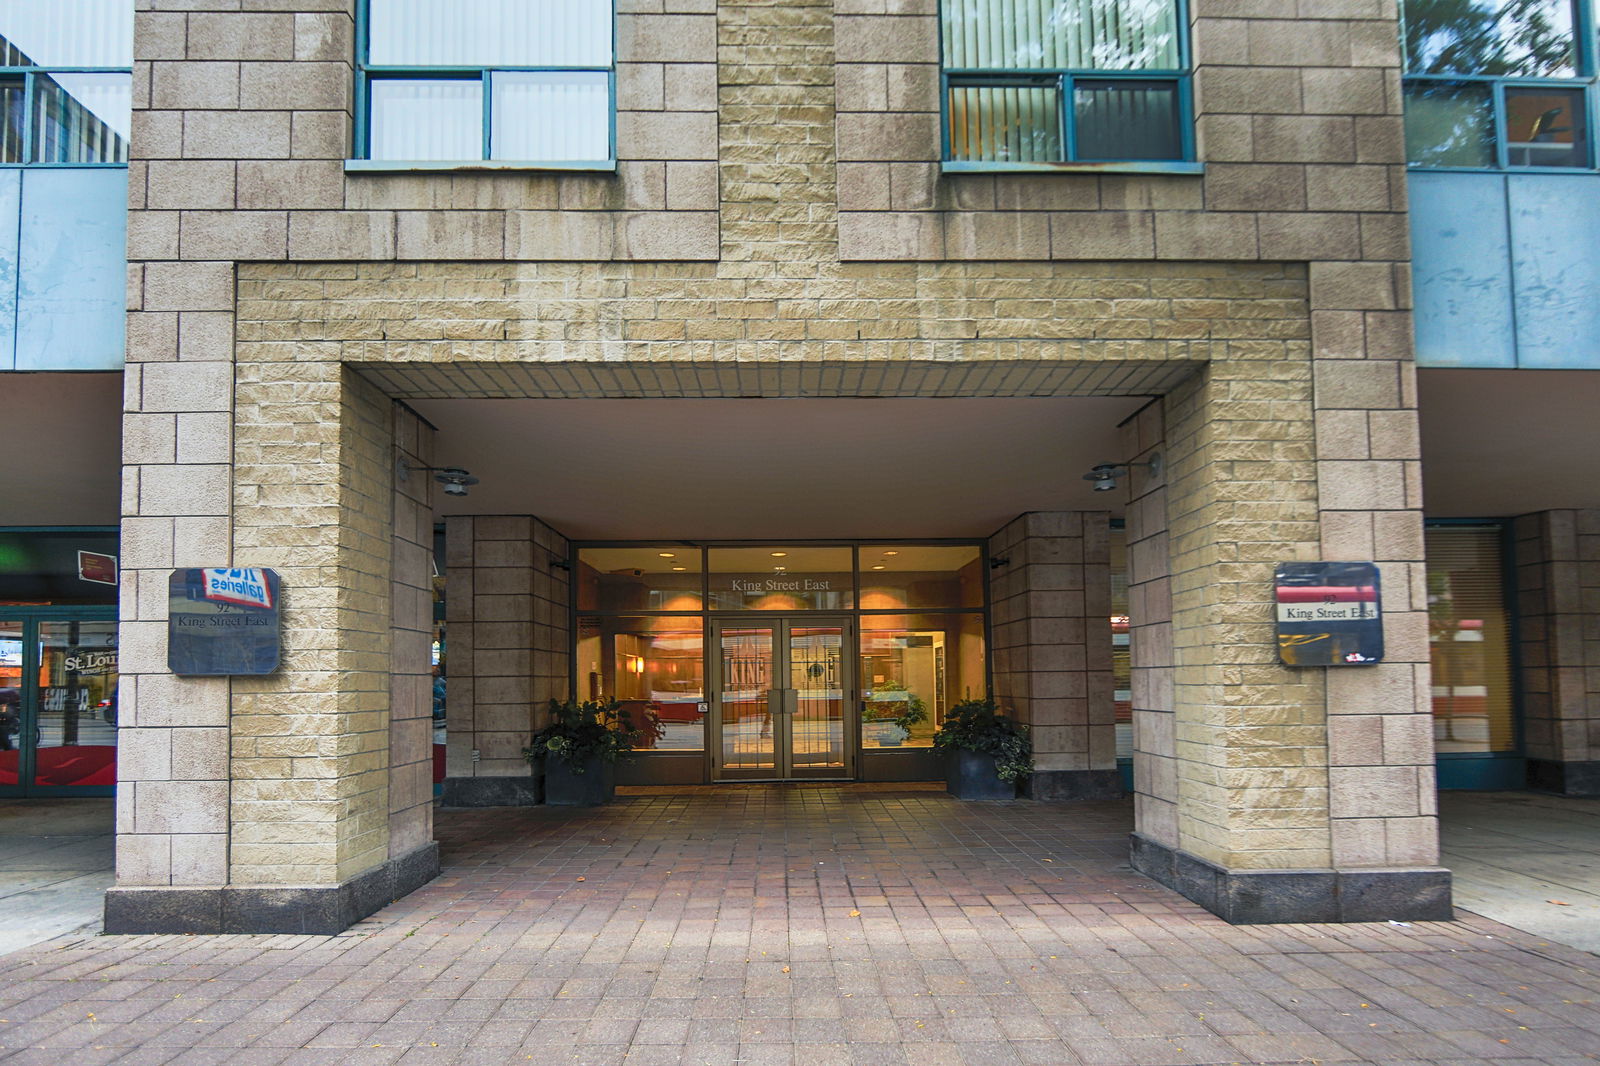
<box><xmin>1403</xmin><ymin>0</ymin><xmax>1578</xmax><ymax>77</ymax></box>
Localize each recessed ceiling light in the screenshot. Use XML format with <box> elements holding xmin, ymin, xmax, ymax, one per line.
<box><xmin>774</xmin><ymin>566</ymin><xmax>787</xmax><ymax>572</ymax></box>
<box><xmin>671</xmin><ymin>566</ymin><xmax>686</xmax><ymax>571</ymax></box>
<box><xmin>882</xmin><ymin>550</ymin><xmax>899</xmax><ymax>556</ymax></box>
<box><xmin>658</xmin><ymin>552</ymin><xmax>676</xmax><ymax>558</ymax></box>
<box><xmin>770</xmin><ymin>551</ymin><xmax>788</xmax><ymax>557</ymax></box>
<box><xmin>871</xmin><ymin>565</ymin><xmax>886</xmax><ymax>570</ymax></box>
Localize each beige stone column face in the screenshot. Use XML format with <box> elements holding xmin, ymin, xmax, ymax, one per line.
<box><xmin>444</xmin><ymin>516</ymin><xmax>571</xmax><ymax>784</ymax></box>
<box><xmin>389</xmin><ymin>408</ymin><xmax>435</xmax><ymax>859</ymax></box>
<box><xmin>989</xmin><ymin>513</ymin><xmax>1115</xmax><ymax>781</ymax></box>
<box><xmin>1518</xmin><ymin>510</ymin><xmax>1600</xmax><ymax>793</ymax></box>
<box><xmin>228</xmin><ymin>364</ymin><xmax>393</xmax><ymax>886</ymax></box>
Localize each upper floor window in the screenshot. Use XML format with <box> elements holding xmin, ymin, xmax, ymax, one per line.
<box><xmin>356</xmin><ymin>0</ymin><xmax>614</xmax><ymax>169</ymax></box>
<box><xmin>939</xmin><ymin>0</ymin><xmax>1192</xmax><ymax>169</ymax></box>
<box><xmin>1401</xmin><ymin>0</ymin><xmax>1598</xmax><ymax>169</ymax></box>
<box><xmin>0</xmin><ymin>0</ymin><xmax>131</xmax><ymax>166</ymax></box>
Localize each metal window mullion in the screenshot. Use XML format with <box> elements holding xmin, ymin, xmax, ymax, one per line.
<box><xmin>20</xmin><ymin>70</ymin><xmax>34</xmax><ymax>164</ymax></box>
<box><xmin>355</xmin><ymin>0</ymin><xmax>370</xmax><ymax>157</ymax></box>
<box><xmin>1061</xmin><ymin>73</ymin><xmax>1075</xmax><ymax>161</ymax></box>
<box><xmin>1493</xmin><ymin>80</ymin><xmax>1509</xmax><ymax>169</ymax></box>
<box><xmin>481</xmin><ymin>70</ymin><xmax>493</xmax><ymax>160</ymax></box>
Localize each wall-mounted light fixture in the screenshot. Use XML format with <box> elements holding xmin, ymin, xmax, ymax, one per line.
<box><xmin>1081</xmin><ymin>453</ymin><xmax>1162</xmax><ymax>493</ymax></box>
<box><xmin>397</xmin><ymin>459</ymin><xmax>480</xmax><ymax>497</ymax></box>
<box><xmin>989</xmin><ymin>556</ymin><xmax>1010</xmax><ymax>570</ymax></box>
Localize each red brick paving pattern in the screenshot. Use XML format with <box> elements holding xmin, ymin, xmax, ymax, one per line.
<box><xmin>0</xmin><ymin>788</ymin><xmax>1596</xmax><ymax>1065</ymax></box>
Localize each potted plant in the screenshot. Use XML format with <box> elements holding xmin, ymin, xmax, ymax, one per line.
<box><xmin>861</xmin><ymin>681</ymin><xmax>929</xmax><ymax>747</ymax></box>
<box><xmin>931</xmin><ymin>696</ymin><xmax>1031</xmax><ymax>799</ymax></box>
<box><xmin>523</xmin><ymin>698</ymin><xmax>658</xmax><ymax>806</ymax></box>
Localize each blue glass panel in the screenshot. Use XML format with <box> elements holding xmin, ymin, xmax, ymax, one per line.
<box><xmin>1409</xmin><ymin>172</ymin><xmax>1517</xmax><ymax>367</ymax></box>
<box><xmin>1508</xmin><ymin>173</ymin><xmax>1600</xmax><ymax>368</ymax></box>
<box><xmin>0</xmin><ymin>0</ymin><xmax>133</xmax><ymax>68</ymax></box>
<box><xmin>0</xmin><ymin>169</ymin><xmax>17</xmax><ymax>371</ymax></box>
<box><xmin>14</xmin><ymin>168</ymin><xmax>126</xmax><ymax>371</ymax></box>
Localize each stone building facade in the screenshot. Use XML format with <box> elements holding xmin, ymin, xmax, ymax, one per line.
<box><xmin>102</xmin><ymin>0</ymin><xmax>1462</xmax><ymax>933</ymax></box>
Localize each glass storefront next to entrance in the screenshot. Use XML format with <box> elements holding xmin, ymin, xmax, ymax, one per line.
<box><xmin>574</xmin><ymin>543</ymin><xmax>987</xmax><ymax>783</ymax></box>
<box><xmin>1</xmin><ymin>529</ymin><xmax>119</xmax><ymax>796</ymax></box>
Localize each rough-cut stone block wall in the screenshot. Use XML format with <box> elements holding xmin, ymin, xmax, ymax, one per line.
<box><xmin>389</xmin><ymin>405</ymin><xmax>434</xmax><ymax>858</ymax></box>
<box><xmin>988</xmin><ymin>512</ymin><xmax>1115</xmax><ymax>794</ymax></box>
<box><xmin>226</xmin><ymin>364</ymin><xmax>393</xmax><ymax>885</ymax></box>
<box><xmin>1518</xmin><ymin>509</ymin><xmax>1600</xmax><ymax>795</ymax></box>
<box><xmin>1121</xmin><ymin>402</ymin><xmax>1176</xmax><ymax>847</ymax></box>
<box><xmin>443</xmin><ymin>515</ymin><xmax>571</xmax><ymax>786</ymax></box>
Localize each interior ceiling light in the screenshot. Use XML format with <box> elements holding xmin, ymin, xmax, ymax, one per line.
<box><xmin>770</xmin><ymin>551</ymin><xmax>788</xmax><ymax>557</ymax></box>
<box><xmin>882</xmin><ymin>550</ymin><xmax>899</xmax><ymax>556</ymax></box>
<box><xmin>871</xmin><ymin>565</ymin><xmax>886</xmax><ymax>570</ymax></box>
<box><xmin>671</xmin><ymin>566</ymin><xmax>686</xmax><ymax>571</ymax></box>
<box><xmin>658</xmin><ymin>552</ymin><xmax>676</xmax><ymax>558</ymax></box>
<box><xmin>774</xmin><ymin>566</ymin><xmax>787</xmax><ymax>572</ymax></box>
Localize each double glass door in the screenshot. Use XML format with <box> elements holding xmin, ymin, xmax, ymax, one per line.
<box><xmin>0</xmin><ymin>612</ymin><xmax>118</xmax><ymax>795</ymax></box>
<box><xmin>710</xmin><ymin>617</ymin><xmax>853</xmax><ymax>780</ymax></box>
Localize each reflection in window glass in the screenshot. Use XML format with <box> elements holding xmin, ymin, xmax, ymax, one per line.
<box><xmin>947</xmin><ymin>82</ymin><xmax>1063</xmax><ymax>164</ymax></box>
<box><xmin>0</xmin><ymin>531</ymin><xmax>119</xmax><ymax>606</ymax></box>
<box><xmin>1504</xmin><ymin>85</ymin><xmax>1589</xmax><ymax>166</ymax></box>
<box><xmin>1403</xmin><ymin>81</ymin><xmax>1496</xmax><ymax>167</ymax></box>
<box><xmin>0</xmin><ymin>78</ymin><xmax>21</xmax><ymax>163</ymax></box>
<box><xmin>1074</xmin><ymin>80</ymin><xmax>1182</xmax><ymax>161</ymax></box>
<box><xmin>860</xmin><ymin>614</ymin><xmax>985</xmax><ymax>750</ymax></box>
<box><xmin>1402</xmin><ymin>0</ymin><xmax>1578</xmax><ymax>77</ymax></box>
<box><xmin>577</xmin><ymin>547</ymin><xmax>702</xmax><ymax>612</ymax></box>
<box><xmin>35</xmin><ymin>620</ymin><xmax>118</xmax><ymax>787</ymax></box>
<box><xmin>369</xmin><ymin>0</ymin><xmax>612</xmax><ymax>68</ymax></box>
<box><xmin>707</xmin><ymin>546</ymin><xmax>853</xmax><ymax>611</ymax></box>
<box><xmin>363</xmin><ymin>0</ymin><xmax>614</xmax><ymax>164</ymax></box>
<box><xmin>942</xmin><ymin>0</ymin><xmax>1180</xmax><ymax>71</ymax></box>
<box><xmin>369</xmin><ymin>79</ymin><xmax>483</xmax><ymax>162</ymax></box>
<box><xmin>491</xmin><ymin>72</ymin><xmax>610</xmax><ymax>163</ymax></box>
<box><xmin>577</xmin><ymin>616</ymin><xmax>705</xmax><ymax>751</ymax></box>
<box><xmin>32</xmin><ymin>74</ymin><xmax>129</xmax><ymax>163</ymax></box>
<box><xmin>858</xmin><ymin>545</ymin><xmax>982</xmax><ymax>610</ymax></box>
<box><xmin>1426</xmin><ymin>526</ymin><xmax>1515</xmax><ymax>754</ymax></box>
<box><xmin>1110</xmin><ymin>528</ymin><xmax>1132</xmax><ymax>761</ymax></box>
<box><xmin>0</xmin><ymin>0</ymin><xmax>133</xmax><ymax>68</ymax></box>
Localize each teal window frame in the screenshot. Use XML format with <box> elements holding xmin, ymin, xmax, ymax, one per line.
<box><xmin>938</xmin><ymin>0</ymin><xmax>1199</xmax><ymax>174</ymax></box>
<box><xmin>350</xmin><ymin>0</ymin><xmax>618</xmax><ymax>172</ymax></box>
<box><xmin>0</xmin><ymin>66</ymin><xmax>131</xmax><ymax>168</ymax></box>
<box><xmin>1401</xmin><ymin>0</ymin><xmax>1600</xmax><ymax>172</ymax></box>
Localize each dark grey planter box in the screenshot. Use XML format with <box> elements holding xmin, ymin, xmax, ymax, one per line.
<box><xmin>944</xmin><ymin>750</ymin><xmax>1017</xmax><ymax>800</ymax></box>
<box><xmin>543</xmin><ymin>757</ymin><xmax>616</xmax><ymax>806</ymax></box>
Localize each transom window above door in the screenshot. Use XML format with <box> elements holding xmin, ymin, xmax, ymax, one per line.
<box><xmin>355</xmin><ymin>0</ymin><xmax>615</xmax><ymax>169</ymax></box>
<box><xmin>939</xmin><ymin>0</ymin><xmax>1195</xmax><ymax>171</ymax></box>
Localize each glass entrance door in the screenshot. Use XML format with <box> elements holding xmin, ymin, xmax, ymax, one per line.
<box><xmin>710</xmin><ymin>617</ymin><xmax>853</xmax><ymax>781</ymax></box>
<box><xmin>0</xmin><ymin>612</ymin><xmax>118</xmax><ymax>796</ymax></box>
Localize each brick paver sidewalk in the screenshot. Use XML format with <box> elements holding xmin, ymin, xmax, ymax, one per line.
<box><xmin>0</xmin><ymin>788</ymin><xmax>1596</xmax><ymax>1065</ymax></box>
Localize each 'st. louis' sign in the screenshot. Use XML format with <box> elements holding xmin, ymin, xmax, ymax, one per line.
<box><xmin>1275</xmin><ymin>562</ymin><xmax>1383</xmax><ymax>666</ymax></box>
<box><xmin>168</xmin><ymin>568</ymin><xmax>282</xmax><ymax>676</ymax></box>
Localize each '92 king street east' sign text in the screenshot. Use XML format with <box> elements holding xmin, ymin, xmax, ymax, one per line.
<box><xmin>168</xmin><ymin>568</ymin><xmax>282</xmax><ymax>676</ymax></box>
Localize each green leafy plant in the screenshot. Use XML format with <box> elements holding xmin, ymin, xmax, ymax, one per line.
<box><xmin>523</xmin><ymin>698</ymin><xmax>657</xmax><ymax>773</ymax></box>
<box><xmin>861</xmin><ymin>679</ymin><xmax>929</xmax><ymax>735</ymax></box>
<box><xmin>931</xmin><ymin>696</ymin><xmax>1032</xmax><ymax>782</ymax></box>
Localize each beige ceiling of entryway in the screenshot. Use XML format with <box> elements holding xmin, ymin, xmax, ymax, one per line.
<box><xmin>410</xmin><ymin>397</ymin><xmax>1150</xmax><ymax>540</ymax></box>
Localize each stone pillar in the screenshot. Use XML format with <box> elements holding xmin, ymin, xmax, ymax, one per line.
<box><xmin>389</xmin><ymin>405</ymin><xmax>437</xmax><ymax>865</ymax></box>
<box><xmin>1129</xmin><ymin>355</ymin><xmax>1450</xmax><ymax>924</ymax></box>
<box><xmin>108</xmin><ymin>365</ymin><xmax>439</xmax><ymax>934</ymax></box>
<box><xmin>988</xmin><ymin>512</ymin><xmax>1118</xmax><ymax>800</ymax></box>
<box><xmin>1518</xmin><ymin>509</ymin><xmax>1600</xmax><ymax>795</ymax></box>
<box><xmin>1122</xmin><ymin>404</ymin><xmax>1176</xmax><ymax>848</ymax></box>
<box><xmin>442</xmin><ymin>515</ymin><xmax>570</xmax><ymax>806</ymax></box>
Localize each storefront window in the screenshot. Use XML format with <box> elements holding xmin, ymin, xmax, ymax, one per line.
<box><xmin>1426</xmin><ymin>525</ymin><xmax>1516</xmax><ymax>753</ymax></box>
<box><xmin>576</xmin><ymin>615</ymin><xmax>706</xmax><ymax>751</ymax></box>
<box><xmin>1109</xmin><ymin>526</ymin><xmax>1132</xmax><ymax>760</ymax></box>
<box><xmin>857</xmin><ymin>545</ymin><xmax>983</xmax><ymax>609</ymax></box>
<box><xmin>707</xmin><ymin>546</ymin><xmax>853</xmax><ymax>610</ymax></box>
<box><xmin>577</xmin><ymin>546</ymin><xmax>704</xmax><ymax>612</ymax></box>
<box><xmin>859</xmin><ymin>614</ymin><xmax>985</xmax><ymax>749</ymax></box>
<box><xmin>0</xmin><ymin>530</ymin><xmax>118</xmax><ymax>605</ymax></box>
